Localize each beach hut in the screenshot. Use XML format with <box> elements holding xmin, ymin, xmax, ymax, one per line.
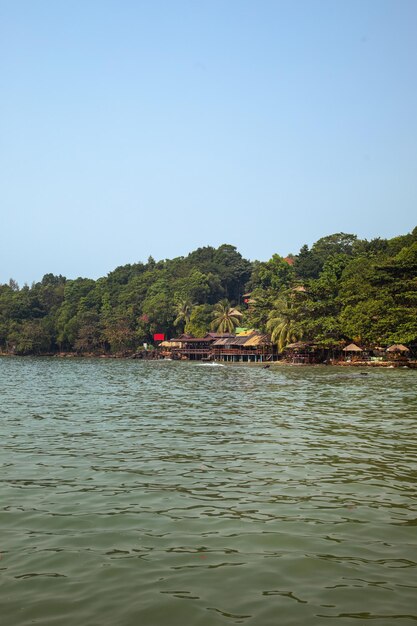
<box><xmin>342</xmin><ymin>343</ymin><xmax>363</xmax><ymax>362</ymax></box>
<box><xmin>284</xmin><ymin>341</ymin><xmax>314</xmax><ymax>364</ymax></box>
<box><xmin>386</xmin><ymin>344</ymin><xmax>410</xmax><ymax>364</ymax></box>
<box><xmin>343</xmin><ymin>343</ymin><xmax>363</xmax><ymax>353</ymax></box>
<box><xmin>386</xmin><ymin>344</ymin><xmax>409</xmax><ymax>353</ymax></box>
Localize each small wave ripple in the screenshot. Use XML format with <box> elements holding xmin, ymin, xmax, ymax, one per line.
<box><xmin>1</xmin><ymin>358</ymin><xmax>416</xmax><ymax>625</ymax></box>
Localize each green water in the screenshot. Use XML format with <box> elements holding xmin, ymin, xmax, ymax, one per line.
<box><xmin>1</xmin><ymin>358</ymin><xmax>416</xmax><ymax>626</ymax></box>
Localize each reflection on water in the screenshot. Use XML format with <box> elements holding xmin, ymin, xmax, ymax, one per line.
<box><xmin>1</xmin><ymin>358</ymin><xmax>416</xmax><ymax>625</ymax></box>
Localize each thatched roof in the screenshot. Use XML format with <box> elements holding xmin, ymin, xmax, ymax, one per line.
<box><xmin>243</xmin><ymin>333</ymin><xmax>271</xmax><ymax>347</ymax></box>
<box><xmin>386</xmin><ymin>344</ymin><xmax>409</xmax><ymax>353</ymax></box>
<box><xmin>343</xmin><ymin>343</ymin><xmax>363</xmax><ymax>352</ymax></box>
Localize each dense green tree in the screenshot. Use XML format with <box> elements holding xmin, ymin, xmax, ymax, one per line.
<box><xmin>73</xmin><ymin>311</ymin><xmax>102</xmax><ymax>353</ymax></box>
<box><xmin>0</xmin><ymin>231</ymin><xmax>416</xmax><ymax>354</ymax></box>
<box><xmin>295</xmin><ymin>233</ymin><xmax>357</xmax><ymax>280</ymax></box>
<box><xmin>11</xmin><ymin>319</ymin><xmax>53</xmax><ymax>355</ymax></box>
<box><xmin>184</xmin><ymin>304</ymin><xmax>213</xmax><ymax>337</ymax></box>
<box><xmin>294</xmin><ymin>255</ymin><xmax>350</xmax><ymax>346</ymax></box>
<box><xmin>142</xmin><ymin>291</ymin><xmax>175</xmax><ymax>335</ymax></box>
<box><xmin>186</xmin><ymin>244</ymin><xmax>251</xmax><ymax>303</ymax></box>
<box><xmin>337</xmin><ymin>240</ymin><xmax>417</xmax><ymax>345</ymax></box>
<box><xmin>173</xmin><ymin>269</ymin><xmax>211</xmax><ymax>303</ymax></box>
<box><xmin>266</xmin><ymin>296</ymin><xmax>301</xmax><ymax>351</ymax></box>
<box><xmin>174</xmin><ymin>299</ymin><xmax>194</xmax><ymax>333</ymax></box>
<box><xmin>251</xmin><ymin>254</ymin><xmax>296</xmax><ymax>292</ymax></box>
<box><xmin>210</xmin><ymin>300</ymin><xmax>242</xmax><ymax>333</ymax></box>
<box><xmin>102</xmin><ymin>314</ymin><xmax>136</xmax><ymax>353</ymax></box>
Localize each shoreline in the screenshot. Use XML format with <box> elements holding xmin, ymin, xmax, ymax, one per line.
<box><xmin>0</xmin><ymin>352</ymin><xmax>415</xmax><ymax>368</ymax></box>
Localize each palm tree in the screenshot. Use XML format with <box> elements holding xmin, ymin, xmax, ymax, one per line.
<box><xmin>210</xmin><ymin>300</ymin><xmax>242</xmax><ymax>333</ymax></box>
<box><xmin>266</xmin><ymin>296</ymin><xmax>301</xmax><ymax>352</ymax></box>
<box><xmin>174</xmin><ymin>299</ymin><xmax>194</xmax><ymax>333</ymax></box>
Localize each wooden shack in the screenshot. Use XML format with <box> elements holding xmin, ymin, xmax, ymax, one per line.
<box><xmin>173</xmin><ymin>333</ymin><xmax>235</xmax><ymax>360</ymax></box>
<box><xmin>212</xmin><ymin>331</ymin><xmax>273</xmax><ymax>362</ymax></box>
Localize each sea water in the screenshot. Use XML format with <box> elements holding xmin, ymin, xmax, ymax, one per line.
<box><xmin>1</xmin><ymin>358</ymin><xmax>416</xmax><ymax>625</ymax></box>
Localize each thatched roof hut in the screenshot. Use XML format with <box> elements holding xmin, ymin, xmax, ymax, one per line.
<box><xmin>343</xmin><ymin>343</ymin><xmax>363</xmax><ymax>352</ymax></box>
<box><xmin>386</xmin><ymin>344</ymin><xmax>409</xmax><ymax>353</ymax></box>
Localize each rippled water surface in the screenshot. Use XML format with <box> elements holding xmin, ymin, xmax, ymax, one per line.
<box><xmin>1</xmin><ymin>358</ymin><xmax>417</xmax><ymax>626</ymax></box>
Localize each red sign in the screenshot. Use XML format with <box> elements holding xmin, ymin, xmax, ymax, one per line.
<box><xmin>153</xmin><ymin>333</ymin><xmax>165</xmax><ymax>341</ymax></box>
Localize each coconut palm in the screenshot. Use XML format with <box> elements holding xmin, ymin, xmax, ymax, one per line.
<box><xmin>174</xmin><ymin>299</ymin><xmax>194</xmax><ymax>333</ymax></box>
<box><xmin>210</xmin><ymin>299</ymin><xmax>242</xmax><ymax>333</ymax></box>
<box><xmin>266</xmin><ymin>296</ymin><xmax>301</xmax><ymax>352</ymax></box>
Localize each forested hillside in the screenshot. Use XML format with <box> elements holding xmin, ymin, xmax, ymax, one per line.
<box><xmin>1</xmin><ymin>229</ymin><xmax>416</xmax><ymax>355</ymax></box>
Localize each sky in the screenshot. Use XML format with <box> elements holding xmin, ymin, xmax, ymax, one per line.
<box><xmin>1</xmin><ymin>0</ymin><xmax>416</xmax><ymax>285</ymax></box>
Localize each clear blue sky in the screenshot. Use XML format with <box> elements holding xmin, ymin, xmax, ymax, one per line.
<box><xmin>1</xmin><ymin>0</ymin><xmax>416</xmax><ymax>285</ymax></box>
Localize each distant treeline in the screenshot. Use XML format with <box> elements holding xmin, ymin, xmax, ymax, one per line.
<box><xmin>1</xmin><ymin>228</ymin><xmax>417</xmax><ymax>355</ymax></box>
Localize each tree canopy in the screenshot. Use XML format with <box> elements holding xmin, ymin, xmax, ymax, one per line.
<box><xmin>0</xmin><ymin>229</ymin><xmax>416</xmax><ymax>355</ymax></box>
